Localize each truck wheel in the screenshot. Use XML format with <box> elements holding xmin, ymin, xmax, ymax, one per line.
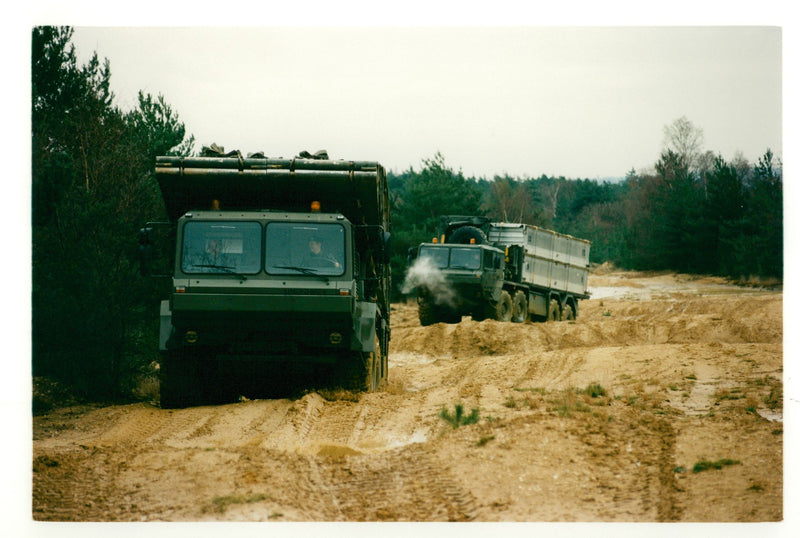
<box><xmin>562</xmin><ymin>303</ymin><xmax>575</xmax><ymax>321</ymax></box>
<box><xmin>547</xmin><ymin>299</ymin><xmax>561</xmax><ymax>322</ymax></box>
<box><xmin>493</xmin><ymin>291</ymin><xmax>513</xmax><ymax>322</ymax></box>
<box><xmin>418</xmin><ymin>297</ymin><xmax>439</xmax><ymax>326</ymax></box>
<box><xmin>511</xmin><ymin>291</ymin><xmax>527</xmax><ymax>323</ymax></box>
<box><xmin>449</xmin><ymin>226</ymin><xmax>487</xmax><ymax>245</ymax></box>
<box><xmin>380</xmin><ymin>337</ymin><xmax>388</xmax><ymax>388</ymax></box>
<box><xmin>336</xmin><ymin>336</ymin><xmax>384</xmax><ymax>392</ymax></box>
<box><xmin>369</xmin><ymin>336</ymin><xmax>385</xmax><ymax>391</ymax></box>
<box><xmin>444</xmin><ymin>311</ymin><xmax>462</xmax><ymax>324</ymax></box>
<box><xmin>159</xmin><ymin>351</ymin><xmax>197</xmax><ymax>408</ymax></box>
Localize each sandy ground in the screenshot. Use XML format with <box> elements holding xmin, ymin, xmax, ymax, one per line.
<box><xmin>31</xmin><ymin>270</ymin><xmax>785</xmax><ymax>528</ymax></box>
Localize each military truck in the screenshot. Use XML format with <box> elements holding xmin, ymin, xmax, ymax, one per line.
<box><xmin>408</xmin><ymin>216</ymin><xmax>590</xmax><ymax>325</ymax></box>
<box><xmin>139</xmin><ymin>148</ymin><xmax>391</xmax><ymax>407</ymax></box>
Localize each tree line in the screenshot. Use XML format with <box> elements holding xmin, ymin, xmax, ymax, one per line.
<box><xmin>32</xmin><ymin>27</ymin><xmax>193</xmax><ymax>400</ymax></box>
<box><xmin>31</xmin><ymin>27</ymin><xmax>782</xmax><ymax>401</ymax></box>
<box><xmin>388</xmin><ymin>141</ymin><xmax>781</xmax><ymax>298</ymax></box>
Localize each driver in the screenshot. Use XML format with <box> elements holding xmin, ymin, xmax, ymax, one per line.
<box><xmin>303</xmin><ymin>235</ymin><xmax>340</xmax><ymax>268</ymax></box>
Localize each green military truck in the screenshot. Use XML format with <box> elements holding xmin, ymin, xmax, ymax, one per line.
<box><xmin>140</xmin><ymin>149</ymin><xmax>391</xmax><ymax>407</ymax></box>
<box><xmin>409</xmin><ymin>216</ymin><xmax>590</xmax><ymax>326</ymax></box>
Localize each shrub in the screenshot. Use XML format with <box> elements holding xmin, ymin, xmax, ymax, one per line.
<box><xmin>692</xmin><ymin>458</ymin><xmax>741</xmax><ymax>473</ymax></box>
<box><xmin>439</xmin><ymin>403</ymin><xmax>480</xmax><ymax>428</ymax></box>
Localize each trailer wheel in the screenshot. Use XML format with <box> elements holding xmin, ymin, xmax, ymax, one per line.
<box><xmin>547</xmin><ymin>299</ymin><xmax>561</xmax><ymax>322</ymax></box>
<box><xmin>562</xmin><ymin>303</ymin><xmax>575</xmax><ymax>321</ymax></box>
<box><xmin>493</xmin><ymin>291</ymin><xmax>513</xmax><ymax>322</ymax></box>
<box><xmin>511</xmin><ymin>291</ymin><xmax>527</xmax><ymax>323</ymax></box>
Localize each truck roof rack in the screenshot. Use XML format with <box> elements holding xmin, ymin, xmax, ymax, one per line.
<box><xmin>155</xmin><ymin>153</ymin><xmax>388</xmax><ymax>228</ymax></box>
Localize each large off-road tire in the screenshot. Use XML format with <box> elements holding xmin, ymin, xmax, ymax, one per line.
<box><xmin>339</xmin><ymin>337</ymin><xmax>384</xmax><ymax>392</ymax></box>
<box><xmin>562</xmin><ymin>303</ymin><xmax>575</xmax><ymax>321</ymax></box>
<box><xmin>380</xmin><ymin>337</ymin><xmax>388</xmax><ymax>388</ymax></box>
<box><xmin>368</xmin><ymin>336</ymin><xmax>385</xmax><ymax>391</ymax></box>
<box><xmin>449</xmin><ymin>226</ymin><xmax>487</xmax><ymax>245</ymax></box>
<box><xmin>493</xmin><ymin>291</ymin><xmax>513</xmax><ymax>322</ymax></box>
<box><xmin>160</xmin><ymin>351</ymin><xmax>235</xmax><ymax>408</ymax></box>
<box><xmin>511</xmin><ymin>290</ymin><xmax>528</xmax><ymax>323</ymax></box>
<box><xmin>443</xmin><ymin>311</ymin><xmax>462</xmax><ymax>324</ymax></box>
<box><xmin>418</xmin><ymin>297</ymin><xmax>439</xmax><ymax>326</ymax></box>
<box><xmin>547</xmin><ymin>299</ymin><xmax>561</xmax><ymax>322</ymax></box>
<box><xmin>159</xmin><ymin>351</ymin><xmax>199</xmax><ymax>409</ymax></box>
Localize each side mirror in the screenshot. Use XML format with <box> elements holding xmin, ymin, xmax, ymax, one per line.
<box><xmin>382</xmin><ymin>231</ymin><xmax>392</xmax><ymax>263</ymax></box>
<box><xmin>407</xmin><ymin>246</ymin><xmax>419</xmax><ymax>264</ymax></box>
<box><xmin>139</xmin><ymin>227</ymin><xmax>159</xmax><ymax>276</ymax></box>
<box><xmin>138</xmin><ymin>222</ymin><xmax>173</xmax><ymax>278</ymax></box>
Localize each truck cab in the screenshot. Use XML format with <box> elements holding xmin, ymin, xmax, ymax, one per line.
<box><xmin>412</xmin><ymin>242</ymin><xmax>505</xmax><ymax>325</ymax></box>
<box><xmin>141</xmin><ymin>151</ymin><xmax>390</xmax><ymax>407</ymax></box>
<box><xmin>407</xmin><ymin>215</ymin><xmax>590</xmax><ymax>326</ymax></box>
<box><xmin>165</xmin><ymin>210</ymin><xmax>372</xmax><ymax>358</ymax></box>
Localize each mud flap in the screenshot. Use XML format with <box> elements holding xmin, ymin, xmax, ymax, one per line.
<box><xmin>353</xmin><ymin>301</ymin><xmax>377</xmax><ymax>352</ymax></box>
<box><xmin>529</xmin><ymin>293</ymin><xmax>547</xmax><ymax>318</ymax></box>
<box><xmin>159</xmin><ymin>300</ymin><xmax>173</xmax><ymax>352</ymax></box>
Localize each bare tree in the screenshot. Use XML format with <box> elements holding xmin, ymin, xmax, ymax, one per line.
<box><xmin>663</xmin><ymin>116</ymin><xmax>704</xmax><ymax>170</ymax></box>
<box><xmin>488</xmin><ymin>175</ymin><xmax>535</xmax><ymax>223</ymax></box>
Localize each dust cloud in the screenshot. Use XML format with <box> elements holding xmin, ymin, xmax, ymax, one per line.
<box><xmin>401</xmin><ymin>256</ymin><xmax>456</xmax><ymax>306</ymax></box>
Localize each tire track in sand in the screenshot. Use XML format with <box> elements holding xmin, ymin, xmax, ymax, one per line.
<box><xmin>303</xmin><ymin>444</ymin><xmax>478</xmax><ymax>521</ymax></box>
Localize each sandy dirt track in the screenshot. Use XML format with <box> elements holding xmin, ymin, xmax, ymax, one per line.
<box><xmin>32</xmin><ymin>270</ymin><xmax>784</xmax><ymax>525</ymax></box>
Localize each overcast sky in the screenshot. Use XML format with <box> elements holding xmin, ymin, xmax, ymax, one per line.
<box><xmin>68</xmin><ymin>25</ymin><xmax>782</xmax><ymax>180</ymax></box>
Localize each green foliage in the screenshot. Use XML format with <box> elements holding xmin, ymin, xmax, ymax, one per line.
<box><xmin>209</xmin><ymin>493</ymin><xmax>270</xmax><ymax>514</ymax></box>
<box><xmin>476</xmin><ymin>435</ymin><xmax>495</xmax><ymax>447</ymax></box>
<box><xmin>32</xmin><ymin>26</ymin><xmax>194</xmax><ymax>399</ymax></box>
<box><xmin>390</xmin><ymin>117</ymin><xmax>780</xmax><ymax>300</ymax></box>
<box><xmin>581</xmin><ymin>383</ymin><xmax>607</xmax><ymax>398</ymax></box>
<box><xmin>389</xmin><ymin>152</ymin><xmax>485</xmax><ymax>297</ymax></box>
<box><xmin>692</xmin><ymin>459</ymin><xmax>741</xmax><ymax>473</ymax></box>
<box><xmin>31</xmin><ymin>31</ymin><xmax>780</xmax><ymax>405</ymax></box>
<box><xmin>439</xmin><ymin>403</ymin><xmax>480</xmax><ymax>428</ymax></box>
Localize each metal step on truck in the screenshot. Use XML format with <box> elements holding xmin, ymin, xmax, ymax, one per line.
<box><xmin>139</xmin><ymin>147</ymin><xmax>391</xmax><ymax>407</ymax></box>
<box><xmin>407</xmin><ymin>216</ymin><xmax>590</xmax><ymax>326</ymax></box>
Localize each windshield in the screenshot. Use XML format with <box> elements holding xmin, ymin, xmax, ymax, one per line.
<box><xmin>266</xmin><ymin>222</ymin><xmax>345</xmax><ymax>276</ymax></box>
<box><xmin>449</xmin><ymin>247</ymin><xmax>481</xmax><ymax>269</ymax></box>
<box><xmin>181</xmin><ymin>221</ymin><xmax>262</xmax><ymax>274</ymax></box>
<box><xmin>418</xmin><ymin>245</ymin><xmax>481</xmax><ymax>270</ymax></box>
<box><xmin>418</xmin><ymin>246</ymin><xmax>449</xmax><ymax>269</ymax></box>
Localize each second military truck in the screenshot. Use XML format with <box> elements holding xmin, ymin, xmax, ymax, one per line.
<box><xmin>409</xmin><ymin>216</ymin><xmax>590</xmax><ymax>326</ymax></box>
<box><xmin>140</xmin><ymin>148</ymin><xmax>391</xmax><ymax>407</ymax></box>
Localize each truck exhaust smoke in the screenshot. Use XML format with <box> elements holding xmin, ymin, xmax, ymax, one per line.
<box><xmin>402</xmin><ymin>257</ymin><xmax>456</xmax><ymax>306</ymax></box>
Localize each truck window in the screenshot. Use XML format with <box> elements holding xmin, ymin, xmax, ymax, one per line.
<box><xmin>483</xmin><ymin>250</ymin><xmax>494</xmax><ymax>269</ymax></box>
<box><xmin>418</xmin><ymin>246</ymin><xmax>449</xmax><ymax>269</ymax></box>
<box><xmin>265</xmin><ymin>222</ymin><xmax>345</xmax><ymax>276</ymax></box>
<box><xmin>181</xmin><ymin>221</ymin><xmax>262</xmax><ymax>275</ymax></box>
<box><xmin>449</xmin><ymin>247</ymin><xmax>481</xmax><ymax>270</ymax></box>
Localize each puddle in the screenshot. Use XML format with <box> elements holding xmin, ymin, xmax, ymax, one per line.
<box><xmin>588</xmin><ymin>286</ymin><xmax>652</xmax><ymax>300</ymax></box>
<box><xmin>386</xmin><ymin>429</ymin><xmax>428</xmax><ymax>449</ymax></box>
<box><xmin>757</xmin><ymin>409</ymin><xmax>783</xmax><ymax>423</ymax></box>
